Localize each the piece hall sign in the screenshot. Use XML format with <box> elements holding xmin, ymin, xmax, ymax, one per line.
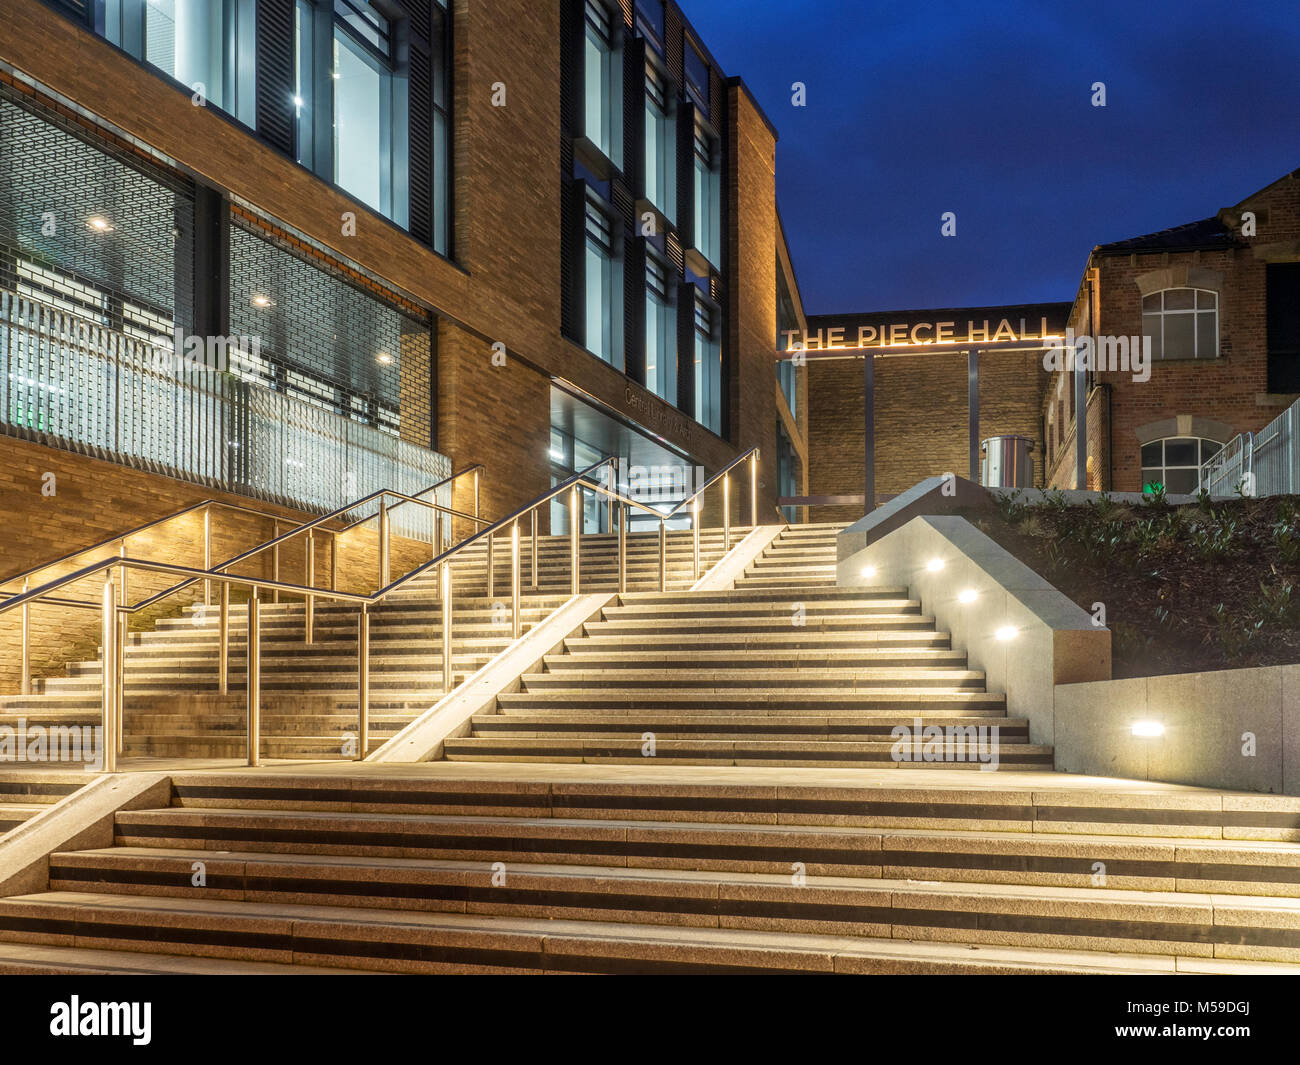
<box><xmin>781</xmin><ymin>315</ymin><xmax>1057</xmax><ymax>352</ymax></box>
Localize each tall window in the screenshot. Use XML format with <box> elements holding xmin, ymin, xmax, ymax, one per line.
<box><xmin>583</xmin><ymin>0</ymin><xmax>619</xmax><ymax>166</ymax></box>
<box><xmin>693</xmin><ymin>292</ymin><xmax>721</xmax><ymax>434</ymax></box>
<box><xmin>106</xmin><ymin>0</ymin><xmax>258</xmax><ymax>127</ymax></box>
<box><xmin>1141</xmin><ymin>437</ymin><xmax>1222</xmax><ymax>495</ymax></box>
<box><xmin>584</xmin><ymin>194</ymin><xmax>617</xmax><ymax>367</ymax></box>
<box><xmin>1142</xmin><ymin>288</ymin><xmax>1218</xmax><ymax>361</ymax></box>
<box><xmin>644</xmin><ymin>63</ymin><xmax>675</xmax><ymax>222</ymax></box>
<box><xmin>332</xmin><ymin>1</ymin><xmax>409</xmax><ymax>227</ymax></box>
<box><xmin>645</xmin><ymin>253</ymin><xmax>676</xmax><ymax>402</ymax></box>
<box><xmin>692</xmin><ymin>117</ymin><xmax>720</xmax><ymax>268</ymax></box>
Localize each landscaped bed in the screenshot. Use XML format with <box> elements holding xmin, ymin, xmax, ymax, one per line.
<box><xmin>958</xmin><ymin>490</ymin><xmax>1300</xmax><ymax>679</ymax></box>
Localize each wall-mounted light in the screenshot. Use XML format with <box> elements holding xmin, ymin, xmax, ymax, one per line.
<box><xmin>860</xmin><ymin>565</ymin><xmax>877</xmax><ymax>579</ymax></box>
<box><xmin>86</xmin><ymin>215</ymin><xmax>115</xmax><ymax>233</ymax></box>
<box><xmin>376</xmin><ymin>352</ymin><xmax>394</xmax><ymax>365</ymax></box>
<box><xmin>293</xmin><ymin>95</ymin><xmax>305</xmax><ymax>108</ymax></box>
<box><xmin>958</xmin><ymin>588</ymin><xmax>978</xmax><ymax>604</ymax></box>
<box><xmin>1131</xmin><ymin>721</ymin><xmax>1165</xmax><ymax>737</ymax></box>
<box><xmin>251</xmin><ymin>294</ymin><xmax>275</xmax><ymax>308</ymax></box>
<box><xmin>994</xmin><ymin>625</ymin><xmax>1016</xmax><ymax>641</ymax></box>
<box><xmin>926</xmin><ymin>558</ymin><xmax>944</xmax><ymax>572</ymax></box>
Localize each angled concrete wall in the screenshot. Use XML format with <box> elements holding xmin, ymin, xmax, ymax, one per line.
<box><xmin>838</xmin><ymin>514</ymin><xmax>1111</xmax><ymax>747</ymax></box>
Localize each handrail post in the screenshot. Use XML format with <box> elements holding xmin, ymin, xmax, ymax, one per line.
<box><xmin>510</xmin><ymin>519</ymin><xmax>521</xmax><ymax>639</ymax></box>
<box><xmin>203</xmin><ymin>504</ymin><xmax>212</xmax><ymax>606</ymax></box>
<box><xmin>271</xmin><ymin>521</ymin><xmax>281</xmax><ymax>604</ymax></box>
<box><xmin>330</xmin><ymin>534</ymin><xmax>339</xmax><ymax>592</ymax></box>
<box><xmin>658</xmin><ymin>518</ymin><xmax>667</xmax><ymax>593</ymax></box>
<box><xmin>116</xmin><ymin>612</ymin><xmax>127</xmax><ymax>755</ymax></box>
<box><xmin>20</xmin><ymin>578</ymin><xmax>30</xmax><ymax>696</ymax></box>
<box><xmin>692</xmin><ymin>499</ymin><xmax>700</xmax><ymax>579</ymax></box>
<box><xmin>100</xmin><ymin>576</ymin><xmax>117</xmax><ymax>773</ymax></box>
<box><xmin>486</xmin><ymin>529</ymin><xmax>495</xmax><ymax>599</ymax></box>
<box><xmin>723</xmin><ymin>474</ymin><xmax>731</xmax><ymax>547</ymax></box>
<box><xmin>570</xmin><ymin>486</ymin><xmax>580</xmax><ymax>595</ymax></box>
<box><xmin>304</xmin><ymin>531</ymin><xmax>316</xmax><ymax>645</ymax></box>
<box><xmin>435</xmin><ymin>509</ymin><xmax>443</xmax><ymax>556</ymax></box>
<box><xmin>750</xmin><ymin>451</ymin><xmax>758</xmax><ymax>528</ymax></box>
<box><xmin>531</xmin><ymin>509</ymin><xmax>538</xmax><ymax>589</ymax></box>
<box><xmin>607</xmin><ymin>459</ymin><xmax>616</xmax><ymax>532</ymax></box>
<box><xmin>118</xmin><ymin>541</ymin><xmax>128</xmax><ymax>607</ymax></box>
<box><xmin>218</xmin><ymin>582</ymin><xmax>229</xmax><ymax>695</ymax></box>
<box><xmin>441</xmin><ymin>560</ymin><xmax>454</xmax><ymax>693</ymax></box>
<box><xmin>378</xmin><ymin>496</ymin><xmax>390</xmax><ymax>589</ymax></box>
<box><xmin>618</xmin><ymin>503</ymin><xmax>627</xmax><ymax>595</ymax></box>
<box><xmin>473</xmin><ymin>469</ymin><xmax>480</xmax><ymax>525</ymax></box>
<box><xmin>246</xmin><ymin>588</ymin><xmax>261</xmax><ymax>768</ymax></box>
<box><xmin>357</xmin><ymin>604</ymin><xmax>369</xmax><ymax>760</ymax></box>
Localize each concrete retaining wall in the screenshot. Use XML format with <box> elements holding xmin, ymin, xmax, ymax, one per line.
<box><xmin>1056</xmin><ymin>666</ymin><xmax>1300</xmax><ymax>795</ymax></box>
<box><xmin>837</xmin><ymin>514</ymin><xmax>1111</xmax><ymax>748</ymax></box>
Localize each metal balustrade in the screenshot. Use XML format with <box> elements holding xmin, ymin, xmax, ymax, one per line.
<box><xmin>1200</xmin><ymin>397</ymin><xmax>1300</xmax><ymax>499</ymax></box>
<box><xmin>0</xmin><ymin>448</ymin><xmax>761</xmax><ymax>771</ymax></box>
<box><xmin>0</xmin><ymin>291</ymin><xmax>451</xmax><ymax>540</ymax></box>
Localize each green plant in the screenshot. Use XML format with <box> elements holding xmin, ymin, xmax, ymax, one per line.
<box><xmin>1210</xmin><ymin>602</ymin><xmax>1263</xmax><ymax>659</ymax></box>
<box><xmin>1196</xmin><ymin>487</ymin><xmax>1214</xmax><ymax>513</ymax></box>
<box><xmin>1272</xmin><ymin>520</ymin><xmax>1300</xmax><ymax>565</ymax></box>
<box><xmin>1189</xmin><ymin>515</ymin><xmax>1238</xmax><ymax>560</ymax></box>
<box><xmin>1142</xmin><ymin>483</ymin><xmax>1169</xmax><ymax>507</ymax></box>
<box><xmin>1256</xmin><ymin>579</ymin><xmax>1298</xmax><ymax>625</ymax></box>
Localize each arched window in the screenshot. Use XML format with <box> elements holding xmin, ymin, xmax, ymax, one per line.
<box><xmin>1142</xmin><ymin>288</ymin><xmax>1218</xmax><ymax>361</ymax></box>
<box><xmin>1140</xmin><ymin>437</ymin><xmax>1222</xmax><ymax>495</ymax></box>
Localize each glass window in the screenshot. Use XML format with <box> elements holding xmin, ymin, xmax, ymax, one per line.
<box><xmin>693</xmin><ymin>291</ymin><xmax>721</xmax><ymax>434</ymax></box>
<box><xmin>692</xmin><ymin>117</ymin><xmax>720</xmax><ymax>268</ymax></box>
<box><xmin>332</xmin><ymin>4</ymin><xmax>409</xmax><ymax>227</ymax></box>
<box><xmin>684</xmin><ymin>40</ymin><xmax>708</xmax><ymax>110</ymax></box>
<box><xmin>645</xmin><ymin>253</ymin><xmax>676</xmax><ymax>402</ymax></box>
<box><xmin>584</xmin><ymin>194</ymin><xmax>617</xmax><ymax>367</ymax></box>
<box><xmin>1142</xmin><ymin>288</ymin><xmax>1218</xmax><ymax>360</ymax></box>
<box><xmin>634</xmin><ymin>0</ymin><xmax>664</xmax><ymax>48</ymax></box>
<box><xmin>644</xmin><ymin>64</ymin><xmax>675</xmax><ymax>222</ymax></box>
<box><xmin>1141</xmin><ymin>437</ymin><xmax>1223</xmax><ymax>495</ymax></box>
<box><xmin>132</xmin><ymin>0</ymin><xmax>258</xmax><ymax>127</ymax></box>
<box><xmin>583</xmin><ymin>0</ymin><xmax>619</xmax><ymax>166</ymax></box>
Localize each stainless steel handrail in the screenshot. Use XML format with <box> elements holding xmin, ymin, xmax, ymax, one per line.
<box><xmin>0</xmin><ymin>447</ymin><xmax>763</xmax><ymax>773</ymax></box>
<box><xmin>1</xmin><ymin>463</ymin><xmax>486</xmax><ymax>699</ymax></box>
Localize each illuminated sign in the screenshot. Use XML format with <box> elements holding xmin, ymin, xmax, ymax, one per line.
<box><xmin>782</xmin><ymin>316</ymin><xmax>1056</xmax><ymax>352</ymax></box>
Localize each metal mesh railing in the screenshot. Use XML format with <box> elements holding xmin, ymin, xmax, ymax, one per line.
<box><xmin>1200</xmin><ymin>397</ymin><xmax>1300</xmax><ymax>499</ymax></box>
<box><xmin>0</xmin><ymin>291</ymin><xmax>450</xmax><ymax>539</ymax></box>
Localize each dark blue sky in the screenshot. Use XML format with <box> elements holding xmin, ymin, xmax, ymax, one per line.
<box><xmin>683</xmin><ymin>0</ymin><xmax>1300</xmax><ymax>315</ymax></box>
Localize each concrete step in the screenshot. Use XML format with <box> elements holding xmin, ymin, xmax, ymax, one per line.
<box><xmin>517</xmin><ymin>668</ymin><xmax>987</xmax><ymax>690</ymax></box>
<box><xmin>495</xmin><ymin>690</ymin><xmax>1006</xmax><ymax>711</ymax></box>
<box><xmin>0</xmin><ymin>888</ymin><xmax>1254</xmax><ymax>973</ymax></box>
<box><xmin>112</xmin><ymin>806</ymin><xmax>1300</xmax><ymax>898</ymax></box>
<box><xmin>442</xmin><ymin>736</ymin><xmax>1051</xmax><ymax>768</ymax></box>
<box><xmin>32</xmin><ymin>849</ymin><xmax>1300</xmax><ymax>963</ymax></box>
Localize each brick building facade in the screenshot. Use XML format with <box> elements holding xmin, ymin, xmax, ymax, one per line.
<box><xmin>1044</xmin><ymin>168</ymin><xmax>1300</xmax><ymax>493</ymax></box>
<box><xmin>0</xmin><ymin>0</ymin><xmax>804</xmax><ymax>589</ymax></box>
<box><xmin>801</xmin><ymin>304</ymin><xmax>1069</xmax><ymax>524</ymax></box>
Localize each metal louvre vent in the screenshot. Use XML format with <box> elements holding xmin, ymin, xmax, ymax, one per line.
<box><xmin>0</xmin><ymin>84</ymin><xmax>193</xmax><ymax>333</ymax></box>
<box><xmin>228</xmin><ymin>217</ymin><xmax>432</xmax><ymax>450</ymax></box>
<box><xmin>0</xmin><ymin>81</ymin><xmax>449</xmax><ymax>532</ymax></box>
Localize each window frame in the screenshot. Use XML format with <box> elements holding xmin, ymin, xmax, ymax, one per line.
<box><xmin>1141</xmin><ymin>287</ymin><xmax>1219</xmax><ymax>362</ymax></box>
<box><xmin>1140</xmin><ymin>435</ymin><xmax>1223</xmax><ymax>495</ymax></box>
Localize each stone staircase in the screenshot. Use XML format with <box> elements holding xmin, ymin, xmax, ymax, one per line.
<box><xmin>0</xmin><ymin>527</ymin><xmax>741</xmax><ymax>762</ymax></box>
<box><xmin>1</xmin><ymin>769</ymin><xmax>1300</xmax><ymax>973</ymax></box>
<box><xmin>441</xmin><ymin>523</ymin><xmax>1048</xmax><ymax>768</ymax></box>
<box><xmin>3</xmin><ymin>519</ymin><xmax>1299</xmax><ymax>974</ymax></box>
<box><xmin>0</xmin><ymin>769</ymin><xmax>89</xmax><ymax>838</ymax></box>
